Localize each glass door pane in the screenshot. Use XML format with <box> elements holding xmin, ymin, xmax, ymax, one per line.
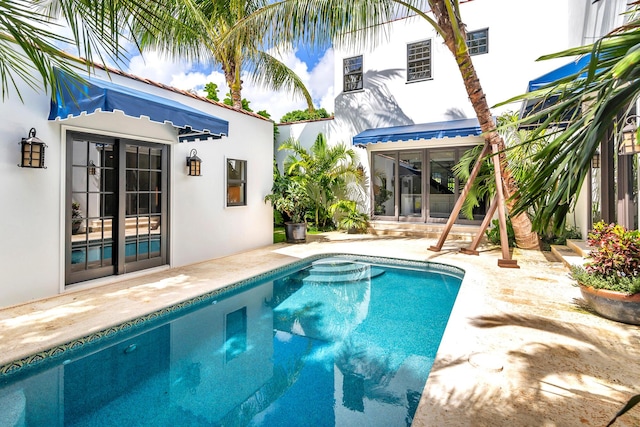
<box><xmin>124</xmin><ymin>144</ymin><xmax>165</xmax><ymax>270</ymax></box>
<box><xmin>372</xmin><ymin>153</ymin><xmax>396</xmax><ymax>217</ymax></box>
<box><xmin>399</xmin><ymin>151</ymin><xmax>423</xmax><ymax>218</ymax></box>
<box><xmin>68</xmin><ymin>137</ymin><xmax>116</xmax><ymax>282</ymax></box>
<box><xmin>429</xmin><ymin>150</ymin><xmax>456</xmax><ymax>219</ymax></box>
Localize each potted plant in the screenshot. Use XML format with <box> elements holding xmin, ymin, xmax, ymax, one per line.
<box><xmin>71</xmin><ymin>202</ymin><xmax>83</xmax><ymax>235</ymax></box>
<box><xmin>570</xmin><ymin>221</ymin><xmax>640</xmax><ymax>325</ymax></box>
<box><xmin>265</xmin><ymin>172</ymin><xmax>310</xmax><ymax>243</ymax></box>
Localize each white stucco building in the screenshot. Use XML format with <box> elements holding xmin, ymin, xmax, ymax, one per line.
<box><xmin>277</xmin><ymin>0</ymin><xmax>630</xmax><ymax>234</ymax></box>
<box><xmin>0</xmin><ymin>61</ymin><xmax>274</xmax><ymax>307</ymax></box>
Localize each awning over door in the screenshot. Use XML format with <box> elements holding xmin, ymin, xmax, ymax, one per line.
<box><xmin>49</xmin><ymin>70</ymin><xmax>229</xmax><ymax>140</ymax></box>
<box><xmin>352</xmin><ymin>118</ymin><xmax>483</xmax><ymax>146</ymax></box>
<box><xmin>520</xmin><ymin>55</ymin><xmax>591</xmax><ymax>125</ymax></box>
<box><xmin>526</xmin><ymin>54</ymin><xmax>591</xmax><ymax>92</ymax></box>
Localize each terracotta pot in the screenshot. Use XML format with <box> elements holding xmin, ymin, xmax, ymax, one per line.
<box><xmin>579</xmin><ymin>285</ymin><xmax>640</xmax><ymax>325</ymax></box>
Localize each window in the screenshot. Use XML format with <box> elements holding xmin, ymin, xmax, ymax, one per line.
<box><xmin>407</xmin><ymin>40</ymin><xmax>432</xmax><ymax>82</ymax></box>
<box><xmin>466</xmin><ymin>29</ymin><xmax>488</xmax><ymax>55</ymax></box>
<box><xmin>343</xmin><ymin>56</ymin><xmax>363</xmax><ymax>92</ymax></box>
<box><xmin>225</xmin><ymin>307</ymin><xmax>247</xmax><ymax>361</ymax></box>
<box><xmin>227</xmin><ymin>159</ymin><xmax>247</xmax><ymax>206</ymax></box>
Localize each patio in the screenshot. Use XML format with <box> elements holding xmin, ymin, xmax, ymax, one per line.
<box><xmin>1</xmin><ymin>232</ymin><xmax>639</xmax><ymax>426</ymax></box>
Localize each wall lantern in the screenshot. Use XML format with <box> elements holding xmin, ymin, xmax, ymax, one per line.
<box><xmin>186</xmin><ymin>149</ymin><xmax>202</xmax><ymax>176</ymax></box>
<box><xmin>620</xmin><ymin>115</ymin><xmax>640</xmax><ymax>155</ymax></box>
<box><xmin>591</xmin><ymin>150</ymin><xmax>600</xmax><ymax>168</ymax></box>
<box><xmin>88</xmin><ymin>160</ymin><xmax>97</xmax><ymax>175</ymax></box>
<box><xmin>19</xmin><ymin>128</ymin><xmax>47</xmax><ymax>168</ymax></box>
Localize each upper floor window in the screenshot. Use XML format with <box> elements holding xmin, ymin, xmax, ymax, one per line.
<box><xmin>407</xmin><ymin>40</ymin><xmax>432</xmax><ymax>82</ymax></box>
<box><xmin>466</xmin><ymin>29</ymin><xmax>488</xmax><ymax>55</ymax></box>
<box><xmin>227</xmin><ymin>159</ymin><xmax>246</xmax><ymax>206</ymax></box>
<box><xmin>343</xmin><ymin>56</ymin><xmax>363</xmax><ymax>92</ymax></box>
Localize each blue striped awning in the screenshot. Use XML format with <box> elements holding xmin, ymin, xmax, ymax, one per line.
<box><xmin>352</xmin><ymin>118</ymin><xmax>483</xmax><ymax>146</ymax></box>
<box><xmin>49</xmin><ymin>69</ymin><xmax>228</xmax><ymax>140</ymax></box>
<box><xmin>520</xmin><ymin>55</ymin><xmax>592</xmax><ymax>128</ymax></box>
<box><xmin>526</xmin><ymin>54</ymin><xmax>591</xmax><ymax>92</ymax></box>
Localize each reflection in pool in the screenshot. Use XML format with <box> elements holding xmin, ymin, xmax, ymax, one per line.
<box><xmin>0</xmin><ymin>255</ymin><xmax>463</xmax><ymax>426</ymax></box>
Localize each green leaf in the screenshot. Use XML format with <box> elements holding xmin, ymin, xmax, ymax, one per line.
<box><xmin>607</xmin><ymin>394</ymin><xmax>640</xmax><ymax>427</ymax></box>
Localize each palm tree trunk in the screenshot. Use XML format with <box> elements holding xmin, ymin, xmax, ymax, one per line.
<box><xmin>430</xmin><ymin>0</ymin><xmax>539</xmax><ymax>249</ymax></box>
<box><xmin>223</xmin><ymin>62</ymin><xmax>243</xmax><ymax>110</ymax></box>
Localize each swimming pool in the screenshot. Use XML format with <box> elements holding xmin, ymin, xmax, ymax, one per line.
<box><xmin>0</xmin><ymin>255</ymin><xmax>463</xmax><ymax>426</ymax></box>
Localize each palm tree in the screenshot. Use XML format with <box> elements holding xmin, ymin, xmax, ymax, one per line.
<box><xmin>223</xmin><ymin>0</ymin><xmax>540</xmax><ymax>249</ymax></box>
<box><xmin>0</xmin><ymin>0</ymin><xmax>147</xmax><ymax>99</ymax></box>
<box><xmin>454</xmin><ymin>112</ymin><xmax>553</xmax><ymax>237</ymax></box>
<box><xmin>2</xmin><ymin>0</ymin><xmax>314</xmax><ymax>113</ymax></box>
<box><xmin>280</xmin><ymin>133</ymin><xmax>365</xmax><ymax>228</ymax></box>
<box><xmin>129</xmin><ymin>0</ymin><xmax>314</xmax><ymax>110</ymax></box>
<box><xmin>500</xmin><ymin>1</ymin><xmax>640</xmax><ymax>233</ymax></box>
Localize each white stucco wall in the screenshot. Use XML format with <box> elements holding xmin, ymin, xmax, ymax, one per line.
<box><xmin>324</xmin><ymin>0</ymin><xmax>629</xmax><ymax>231</ymax></box>
<box><xmin>0</xmin><ymin>66</ymin><xmax>273</xmax><ymax>307</ymax></box>
<box><xmin>0</xmin><ymin>80</ymin><xmax>63</xmax><ymax>305</ymax></box>
<box><xmin>568</xmin><ymin>0</ymin><xmax>629</xmax><ymax>47</ymax></box>
<box><xmin>330</xmin><ymin>0</ymin><xmax>580</xmax><ymax>145</ymax></box>
<box><xmin>169</xmin><ymin>102</ymin><xmax>273</xmax><ymax>267</ymax></box>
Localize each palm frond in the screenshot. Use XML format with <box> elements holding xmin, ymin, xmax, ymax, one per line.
<box><xmin>497</xmin><ymin>9</ymin><xmax>640</xmax><ymax>232</ymax></box>
<box><xmin>245</xmin><ymin>49</ymin><xmax>314</xmax><ymax>109</ymax></box>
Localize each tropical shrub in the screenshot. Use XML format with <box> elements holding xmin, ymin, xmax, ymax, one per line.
<box><xmin>264</xmin><ymin>167</ymin><xmax>310</xmax><ymax>224</ymax></box>
<box><xmin>279</xmin><ymin>133</ymin><xmax>366</xmax><ymax>229</ymax></box>
<box><xmin>570</xmin><ymin>221</ymin><xmax>640</xmax><ymax>295</ymax></box>
<box><xmin>330</xmin><ymin>200</ymin><xmax>369</xmax><ymax>234</ymax></box>
<box><xmin>586</xmin><ymin>221</ymin><xmax>640</xmax><ymax>277</ymax></box>
<box><xmin>539</xmin><ymin>225</ymin><xmax>582</xmax><ymax>251</ymax></box>
<box><xmin>279</xmin><ymin>108</ymin><xmax>332</xmax><ymax>124</ymax></box>
<box><xmin>485</xmin><ymin>218</ymin><xmax>516</xmax><ymax>247</ymax></box>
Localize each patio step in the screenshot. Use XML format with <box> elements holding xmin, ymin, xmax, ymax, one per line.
<box><xmin>368</xmin><ymin>220</ymin><xmax>481</xmax><ymax>241</ymax></box>
<box><xmin>566</xmin><ymin>239</ymin><xmax>590</xmax><ymax>258</ymax></box>
<box><xmin>551</xmin><ymin>239</ymin><xmax>590</xmax><ymax>269</ymax></box>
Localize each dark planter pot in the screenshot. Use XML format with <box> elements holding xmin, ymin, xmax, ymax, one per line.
<box><xmin>580</xmin><ymin>285</ymin><xmax>640</xmax><ymax>325</ymax></box>
<box><xmin>284</xmin><ymin>222</ymin><xmax>307</xmax><ymax>243</ymax></box>
<box><xmin>72</xmin><ymin>221</ymin><xmax>82</xmax><ymax>235</ymax></box>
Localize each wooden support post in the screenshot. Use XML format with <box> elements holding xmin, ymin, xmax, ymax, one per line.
<box><xmin>428</xmin><ymin>143</ymin><xmax>491</xmax><ymax>252</ymax></box>
<box><xmin>490</xmin><ymin>143</ymin><xmax>519</xmax><ymax>268</ymax></box>
<box><xmin>460</xmin><ymin>196</ymin><xmax>498</xmax><ymax>256</ymax></box>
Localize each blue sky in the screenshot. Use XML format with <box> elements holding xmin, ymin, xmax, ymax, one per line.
<box><xmin>296</xmin><ymin>46</ymin><xmax>327</xmax><ymax>69</ymax></box>
<box><xmin>125</xmin><ymin>43</ymin><xmax>335</xmax><ymax>122</ymax></box>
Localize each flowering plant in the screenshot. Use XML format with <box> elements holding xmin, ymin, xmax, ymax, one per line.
<box><xmin>570</xmin><ymin>221</ymin><xmax>640</xmax><ymax>295</ymax></box>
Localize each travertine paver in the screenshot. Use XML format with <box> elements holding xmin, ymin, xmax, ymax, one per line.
<box><xmin>1</xmin><ymin>233</ymin><xmax>639</xmax><ymax>426</ymax></box>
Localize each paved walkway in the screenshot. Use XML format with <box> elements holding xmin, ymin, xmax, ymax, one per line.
<box><xmin>1</xmin><ymin>233</ymin><xmax>639</xmax><ymax>426</ymax></box>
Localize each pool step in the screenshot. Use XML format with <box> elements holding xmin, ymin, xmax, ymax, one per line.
<box><xmin>303</xmin><ymin>267</ymin><xmax>385</xmax><ymax>284</ymax></box>
<box><xmin>302</xmin><ymin>259</ymin><xmax>385</xmax><ymax>284</ymax></box>
<box><xmin>308</xmin><ymin>262</ymin><xmax>369</xmax><ymax>275</ymax></box>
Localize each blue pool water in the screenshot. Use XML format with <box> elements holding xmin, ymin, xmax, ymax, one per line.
<box><xmin>0</xmin><ymin>255</ymin><xmax>463</xmax><ymax>426</ymax></box>
<box><xmin>71</xmin><ymin>239</ymin><xmax>161</xmax><ymax>264</ymax></box>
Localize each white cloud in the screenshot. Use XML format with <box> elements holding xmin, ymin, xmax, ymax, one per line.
<box><xmin>309</xmin><ymin>48</ymin><xmax>335</xmax><ymax>112</ymax></box>
<box><xmin>127</xmin><ymin>51</ymin><xmax>191</xmax><ymax>85</ymax></box>
<box><xmin>124</xmin><ymin>45</ymin><xmax>336</xmax><ymax>123</ymax></box>
<box><xmin>241</xmin><ymin>46</ymin><xmax>336</xmax><ymax>121</ymax></box>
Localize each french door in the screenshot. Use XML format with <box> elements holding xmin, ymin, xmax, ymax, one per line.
<box><xmin>371</xmin><ymin>147</ymin><xmax>485</xmax><ymax>223</ymax></box>
<box><xmin>66</xmin><ymin>132</ymin><xmax>168</xmax><ymax>285</ymax></box>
